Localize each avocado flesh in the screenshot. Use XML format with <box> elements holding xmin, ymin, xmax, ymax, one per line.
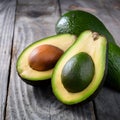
<box><xmin>61</xmin><ymin>52</ymin><xmax>95</xmax><ymax>93</ymax></box>
<box><xmin>16</xmin><ymin>34</ymin><xmax>76</xmax><ymax>82</ymax></box>
<box><xmin>52</xmin><ymin>30</ymin><xmax>107</xmax><ymax>105</ymax></box>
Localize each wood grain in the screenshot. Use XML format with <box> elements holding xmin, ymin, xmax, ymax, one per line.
<box><xmin>0</xmin><ymin>0</ymin><xmax>16</xmax><ymax>120</ymax></box>
<box><xmin>5</xmin><ymin>0</ymin><xmax>59</xmax><ymax>119</ymax></box>
<box><xmin>94</xmin><ymin>87</ymin><xmax>120</xmax><ymax>120</ymax></box>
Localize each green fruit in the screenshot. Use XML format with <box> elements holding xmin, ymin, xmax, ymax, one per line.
<box><xmin>56</xmin><ymin>10</ymin><xmax>115</xmax><ymax>44</ymax></box>
<box><xmin>56</xmin><ymin>10</ymin><xmax>120</xmax><ymax>91</ymax></box>
<box><xmin>106</xmin><ymin>43</ymin><xmax>120</xmax><ymax>91</ymax></box>
<box><xmin>61</xmin><ymin>52</ymin><xmax>95</xmax><ymax>93</ymax></box>
<box><xmin>52</xmin><ymin>30</ymin><xmax>107</xmax><ymax>105</ymax></box>
<box><xmin>16</xmin><ymin>34</ymin><xmax>76</xmax><ymax>85</ymax></box>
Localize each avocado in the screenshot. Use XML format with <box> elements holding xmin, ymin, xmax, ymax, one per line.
<box><xmin>16</xmin><ymin>34</ymin><xmax>76</xmax><ymax>85</ymax></box>
<box><xmin>56</xmin><ymin>10</ymin><xmax>115</xmax><ymax>44</ymax></box>
<box><xmin>105</xmin><ymin>43</ymin><xmax>120</xmax><ymax>91</ymax></box>
<box><xmin>56</xmin><ymin>10</ymin><xmax>120</xmax><ymax>91</ymax></box>
<box><xmin>52</xmin><ymin>30</ymin><xmax>107</xmax><ymax>105</ymax></box>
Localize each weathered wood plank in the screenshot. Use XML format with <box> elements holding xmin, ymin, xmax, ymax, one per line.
<box><xmin>59</xmin><ymin>0</ymin><xmax>120</xmax><ymax>120</ymax></box>
<box><xmin>102</xmin><ymin>0</ymin><xmax>120</xmax><ymax>45</ymax></box>
<box><xmin>94</xmin><ymin>87</ymin><xmax>120</xmax><ymax>120</ymax></box>
<box><xmin>0</xmin><ymin>0</ymin><xmax>16</xmax><ymax>120</ymax></box>
<box><xmin>5</xmin><ymin>0</ymin><xmax>96</xmax><ymax>120</ymax></box>
<box><xmin>6</xmin><ymin>0</ymin><xmax>59</xmax><ymax>119</ymax></box>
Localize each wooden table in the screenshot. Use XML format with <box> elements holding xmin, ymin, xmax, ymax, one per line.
<box><xmin>0</xmin><ymin>0</ymin><xmax>120</xmax><ymax>120</ymax></box>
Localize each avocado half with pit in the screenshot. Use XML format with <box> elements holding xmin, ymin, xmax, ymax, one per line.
<box><xmin>16</xmin><ymin>34</ymin><xmax>76</xmax><ymax>85</ymax></box>
<box><xmin>52</xmin><ymin>30</ymin><xmax>107</xmax><ymax>105</ymax></box>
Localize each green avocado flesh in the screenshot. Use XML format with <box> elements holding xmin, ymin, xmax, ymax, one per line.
<box><xmin>56</xmin><ymin>10</ymin><xmax>115</xmax><ymax>44</ymax></box>
<box><xmin>52</xmin><ymin>30</ymin><xmax>107</xmax><ymax>105</ymax></box>
<box><xmin>16</xmin><ymin>34</ymin><xmax>76</xmax><ymax>82</ymax></box>
<box><xmin>61</xmin><ymin>52</ymin><xmax>95</xmax><ymax>93</ymax></box>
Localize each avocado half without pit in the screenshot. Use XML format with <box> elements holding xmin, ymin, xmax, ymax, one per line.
<box><xmin>52</xmin><ymin>30</ymin><xmax>107</xmax><ymax>105</ymax></box>
<box><xmin>16</xmin><ymin>34</ymin><xmax>76</xmax><ymax>85</ymax></box>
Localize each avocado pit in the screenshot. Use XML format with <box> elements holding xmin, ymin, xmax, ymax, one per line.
<box><xmin>28</xmin><ymin>44</ymin><xmax>64</xmax><ymax>71</ymax></box>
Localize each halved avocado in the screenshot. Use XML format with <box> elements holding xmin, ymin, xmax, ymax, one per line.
<box><xmin>52</xmin><ymin>30</ymin><xmax>107</xmax><ymax>105</ymax></box>
<box><xmin>16</xmin><ymin>34</ymin><xmax>76</xmax><ymax>85</ymax></box>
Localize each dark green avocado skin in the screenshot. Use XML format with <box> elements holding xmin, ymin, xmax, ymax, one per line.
<box><xmin>16</xmin><ymin>72</ymin><xmax>51</xmax><ymax>86</ymax></box>
<box><xmin>24</xmin><ymin>79</ymin><xmax>51</xmax><ymax>86</ymax></box>
<box><xmin>106</xmin><ymin>43</ymin><xmax>120</xmax><ymax>91</ymax></box>
<box><xmin>56</xmin><ymin>10</ymin><xmax>115</xmax><ymax>44</ymax></box>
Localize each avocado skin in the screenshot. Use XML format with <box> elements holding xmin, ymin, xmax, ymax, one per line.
<box><xmin>22</xmin><ymin>79</ymin><xmax>50</xmax><ymax>86</ymax></box>
<box><xmin>56</xmin><ymin>10</ymin><xmax>115</xmax><ymax>44</ymax></box>
<box><xmin>106</xmin><ymin>43</ymin><xmax>120</xmax><ymax>91</ymax></box>
<box><xmin>17</xmin><ymin>72</ymin><xmax>51</xmax><ymax>86</ymax></box>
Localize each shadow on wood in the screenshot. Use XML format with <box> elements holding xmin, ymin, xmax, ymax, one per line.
<box><xmin>32</xmin><ymin>81</ymin><xmax>95</xmax><ymax>120</ymax></box>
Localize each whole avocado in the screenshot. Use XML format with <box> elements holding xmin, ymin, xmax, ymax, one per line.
<box><xmin>56</xmin><ymin>10</ymin><xmax>116</xmax><ymax>44</ymax></box>
<box><xmin>56</xmin><ymin>10</ymin><xmax>120</xmax><ymax>91</ymax></box>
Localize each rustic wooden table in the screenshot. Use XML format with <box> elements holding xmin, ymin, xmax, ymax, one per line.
<box><xmin>0</xmin><ymin>0</ymin><xmax>120</xmax><ymax>120</ymax></box>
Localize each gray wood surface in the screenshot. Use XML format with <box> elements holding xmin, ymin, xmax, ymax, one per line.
<box><xmin>0</xmin><ymin>0</ymin><xmax>120</xmax><ymax>120</ymax></box>
<box><xmin>0</xmin><ymin>0</ymin><xmax>16</xmax><ymax>120</ymax></box>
